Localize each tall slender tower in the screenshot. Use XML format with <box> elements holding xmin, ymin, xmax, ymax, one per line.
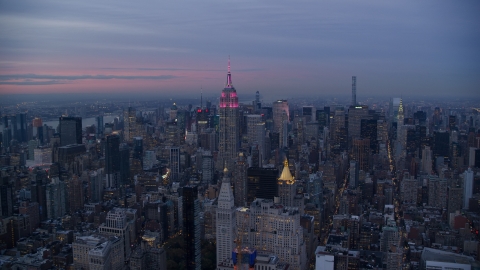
<box><xmin>352</xmin><ymin>76</ymin><xmax>357</xmax><ymax>107</ymax></box>
<box><xmin>218</xmin><ymin>58</ymin><xmax>239</xmax><ymax>171</ymax></box>
<box><xmin>216</xmin><ymin>168</ymin><xmax>236</xmax><ymax>268</ymax></box>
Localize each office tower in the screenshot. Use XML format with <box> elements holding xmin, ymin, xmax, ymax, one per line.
<box><xmin>32</xmin><ymin>117</ymin><xmax>44</xmax><ymax>144</ymax></box>
<box><xmin>170</xmin><ymin>103</ymin><xmax>178</xmax><ymax>121</ymax></box>
<box><xmin>2</xmin><ymin>127</ymin><xmax>11</xmax><ymax>153</ymax></box>
<box><xmin>380</xmin><ymin>225</ymin><xmax>400</xmax><ymax>252</ymax></box>
<box><xmin>428</xmin><ymin>176</ymin><xmax>447</xmax><ymax>209</ymax></box>
<box><xmin>351</xmin><ymin>76</ymin><xmax>357</xmax><ymax>106</ymax></box>
<box><xmin>59</xmin><ymin>116</ymin><xmax>82</xmax><ymax>146</ymax></box>
<box><xmin>119</xmin><ymin>144</ymin><xmax>130</xmax><ymax>186</ymax></box>
<box><xmin>196</xmin><ymin>108</ymin><xmax>209</xmax><ymax>132</ymax></box>
<box><xmin>124</xmin><ymin>107</ymin><xmax>136</xmax><ymax>142</ymax></box>
<box><xmin>273</xmin><ymin>100</ymin><xmax>289</xmax><ymax>148</ymax></box>
<box><xmin>348</xmin><ymin>105</ymin><xmax>369</xmax><ymax>143</ymax></box>
<box><xmin>19</xmin><ymin>201</ymin><xmax>39</xmax><ymax>233</ymax></box>
<box><xmin>98</xmin><ymin>208</ymin><xmax>133</xmax><ymax>259</ymax></box>
<box><xmin>28</xmin><ymin>140</ymin><xmax>38</xmax><ymax>160</ymax></box>
<box><xmin>216</xmin><ymin>169</ymin><xmax>237</xmax><ymax>268</ymax></box>
<box><xmin>218</xmin><ymin>59</ymin><xmax>239</xmax><ymax>171</ymax></box>
<box><xmin>414</xmin><ymin>111</ymin><xmax>427</xmax><ymax>126</ymax></box>
<box><xmin>433</xmin><ymin>131</ymin><xmax>449</xmax><ymax>160</ymax></box>
<box><xmin>169</xmin><ymin>146</ymin><xmax>180</xmax><ymax>181</ymax></box>
<box><xmin>361</xmin><ymin>118</ymin><xmax>378</xmax><ymax>153</ymax></box>
<box><xmin>183</xmin><ymin>186</ymin><xmax>201</xmax><ymax>270</ymax></box>
<box><xmin>46</xmin><ymin>177</ymin><xmax>66</xmax><ymax>219</ymax></box>
<box><xmin>352</xmin><ymin>138</ymin><xmax>370</xmax><ymax>171</ymax></box>
<box><xmin>447</xmin><ymin>186</ymin><xmax>463</xmax><ymax>214</ymax></box>
<box><xmin>16</xmin><ymin>112</ymin><xmax>27</xmax><ymax>143</ymax></box>
<box><xmin>96</xmin><ymin>115</ymin><xmax>104</xmax><ymax>137</ymax></box>
<box><xmin>464</xmin><ymin>168</ymin><xmax>473</xmax><ymax>209</ymax></box>
<box><xmin>421</xmin><ymin>146</ymin><xmax>432</xmax><ymax>174</ymax></box>
<box><xmin>331</xmin><ymin>107</ymin><xmax>347</xmax><ymax>153</ymax></box>
<box><xmin>349</xmin><ymin>160</ymin><xmax>359</xmax><ymax>189</ymax></box>
<box><xmin>67</xmin><ymin>175</ymin><xmax>84</xmax><ymax>213</ymax></box>
<box><xmin>246</xmin><ymin>115</ymin><xmax>262</xmax><ymax>145</ymax></box>
<box><xmin>247</xmin><ymin>167</ymin><xmax>279</xmax><ymax>204</ymax></box>
<box><xmin>278</xmin><ymin>160</ymin><xmax>296</xmax><ymax>207</ymax></box>
<box><xmin>105</xmin><ymin>134</ymin><xmax>120</xmax><ymax>188</ymax></box>
<box><xmin>202</xmin><ymin>152</ymin><xmax>214</xmax><ymax>184</ymax></box>
<box><xmin>400</xmin><ymin>173</ymin><xmax>418</xmax><ymax>205</ymax></box>
<box><xmin>0</xmin><ymin>184</ymin><xmax>13</xmax><ymax>217</ymax></box>
<box><xmin>133</xmin><ymin>137</ymin><xmax>143</xmax><ymax>160</ymax></box>
<box><xmin>143</xmin><ymin>150</ymin><xmax>156</xmax><ymax>170</ymax></box>
<box><xmin>88</xmin><ymin>169</ymin><xmax>104</xmax><ymax>203</ymax></box>
<box><xmin>233</xmin><ymin>153</ymin><xmax>248</xmax><ymax>207</ymax></box>
<box><xmin>238</xmin><ymin>199</ymin><xmax>307</xmax><ymax>270</ymax></box>
<box><xmin>448</xmin><ymin>115</ymin><xmax>457</xmax><ymax>131</ymax></box>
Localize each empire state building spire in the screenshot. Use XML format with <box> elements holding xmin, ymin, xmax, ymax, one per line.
<box><xmin>226</xmin><ymin>56</ymin><xmax>233</xmax><ymax>88</ymax></box>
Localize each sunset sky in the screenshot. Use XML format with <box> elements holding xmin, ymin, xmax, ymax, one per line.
<box><xmin>0</xmin><ymin>1</ymin><xmax>479</xmax><ymax>99</ymax></box>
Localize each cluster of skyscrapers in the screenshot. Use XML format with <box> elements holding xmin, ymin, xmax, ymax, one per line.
<box><xmin>0</xmin><ymin>62</ymin><xmax>479</xmax><ymax>270</ymax></box>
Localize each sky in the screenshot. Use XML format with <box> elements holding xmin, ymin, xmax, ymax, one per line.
<box><xmin>0</xmin><ymin>0</ymin><xmax>479</xmax><ymax>100</ymax></box>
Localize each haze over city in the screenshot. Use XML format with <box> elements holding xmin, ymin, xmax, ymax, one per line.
<box><xmin>1</xmin><ymin>1</ymin><xmax>480</xmax><ymax>270</ymax></box>
<box><xmin>1</xmin><ymin>1</ymin><xmax>479</xmax><ymax>99</ymax></box>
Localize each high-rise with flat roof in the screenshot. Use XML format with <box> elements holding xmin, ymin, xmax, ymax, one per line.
<box><xmin>59</xmin><ymin>116</ymin><xmax>82</xmax><ymax>146</ymax></box>
<box><xmin>105</xmin><ymin>134</ymin><xmax>120</xmax><ymax>188</ymax></box>
<box><xmin>183</xmin><ymin>186</ymin><xmax>201</xmax><ymax>270</ymax></box>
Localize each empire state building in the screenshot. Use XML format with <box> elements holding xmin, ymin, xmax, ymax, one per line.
<box><xmin>217</xmin><ymin>58</ymin><xmax>239</xmax><ymax>171</ymax></box>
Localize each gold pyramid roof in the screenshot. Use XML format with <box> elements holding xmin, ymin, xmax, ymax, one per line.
<box><xmin>279</xmin><ymin>160</ymin><xmax>294</xmax><ymax>183</ymax></box>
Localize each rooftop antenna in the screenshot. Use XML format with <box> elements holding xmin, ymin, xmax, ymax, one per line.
<box><xmin>201</xmin><ymin>86</ymin><xmax>203</xmax><ymax>109</ymax></box>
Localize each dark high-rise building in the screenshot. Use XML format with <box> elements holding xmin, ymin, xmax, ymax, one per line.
<box><xmin>59</xmin><ymin>117</ymin><xmax>82</xmax><ymax>146</ymax></box>
<box><xmin>182</xmin><ymin>186</ymin><xmax>201</xmax><ymax>270</ymax></box>
<box><xmin>16</xmin><ymin>113</ymin><xmax>27</xmax><ymax>143</ymax></box>
<box><xmin>361</xmin><ymin>119</ymin><xmax>378</xmax><ymax>154</ymax></box>
<box><xmin>96</xmin><ymin>116</ymin><xmax>104</xmax><ymax>137</ymax></box>
<box><xmin>105</xmin><ymin>134</ymin><xmax>120</xmax><ymax>188</ymax></box>
<box><xmin>448</xmin><ymin>115</ymin><xmax>457</xmax><ymax>131</ymax></box>
<box><xmin>413</xmin><ymin>111</ymin><xmax>427</xmax><ymax>126</ymax></box>
<box><xmin>433</xmin><ymin>131</ymin><xmax>449</xmax><ymax>160</ymax></box>
<box><xmin>0</xmin><ymin>184</ymin><xmax>13</xmax><ymax>217</ymax></box>
<box><xmin>133</xmin><ymin>137</ymin><xmax>143</xmax><ymax>158</ymax></box>
<box><xmin>247</xmin><ymin>167</ymin><xmax>279</xmax><ymax>204</ymax></box>
<box><xmin>352</xmin><ymin>76</ymin><xmax>357</xmax><ymax>106</ymax></box>
<box><xmin>119</xmin><ymin>144</ymin><xmax>130</xmax><ymax>186</ymax></box>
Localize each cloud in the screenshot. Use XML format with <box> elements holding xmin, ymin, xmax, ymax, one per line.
<box><xmin>0</xmin><ymin>80</ymin><xmax>66</xmax><ymax>85</ymax></box>
<box><xmin>0</xmin><ymin>74</ymin><xmax>177</xmax><ymax>81</ymax></box>
<box><xmin>0</xmin><ymin>74</ymin><xmax>178</xmax><ymax>86</ymax></box>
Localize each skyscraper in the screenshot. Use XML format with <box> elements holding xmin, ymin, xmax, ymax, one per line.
<box><xmin>352</xmin><ymin>76</ymin><xmax>357</xmax><ymax>107</ymax></box>
<box><xmin>96</xmin><ymin>115</ymin><xmax>104</xmax><ymax>137</ymax></box>
<box><xmin>16</xmin><ymin>112</ymin><xmax>27</xmax><ymax>143</ymax></box>
<box><xmin>59</xmin><ymin>116</ymin><xmax>82</xmax><ymax>146</ymax></box>
<box><xmin>464</xmin><ymin>168</ymin><xmax>473</xmax><ymax>209</ymax></box>
<box><xmin>216</xmin><ymin>168</ymin><xmax>236</xmax><ymax>268</ymax></box>
<box><xmin>105</xmin><ymin>134</ymin><xmax>120</xmax><ymax>188</ymax></box>
<box><xmin>123</xmin><ymin>107</ymin><xmax>136</xmax><ymax>142</ymax></box>
<box><xmin>183</xmin><ymin>186</ymin><xmax>201</xmax><ymax>270</ymax></box>
<box><xmin>218</xmin><ymin>58</ymin><xmax>239</xmax><ymax>171</ymax></box>
<box><xmin>247</xmin><ymin>167</ymin><xmax>279</xmax><ymax>204</ymax></box>
<box><xmin>273</xmin><ymin>100</ymin><xmax>289</xmax><ymax>148</ymax></box>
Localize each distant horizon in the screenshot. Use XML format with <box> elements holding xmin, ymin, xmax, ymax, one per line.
<box><xmin>1</xmin><ymin>1</ymin><xmax>478</xmax><ymax>98</ymax></box>
<box><xmin>1</xmin><ymin>90</ymin><xmax>478</xmax><ymax>105</ymax></box>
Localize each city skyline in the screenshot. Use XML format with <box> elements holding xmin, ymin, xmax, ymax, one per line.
<box><xmin>1</xmin><ymin>1</ymin><xmax>479</xmax><ymax>99</ymax></box>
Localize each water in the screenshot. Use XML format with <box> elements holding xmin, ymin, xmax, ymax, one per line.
<box><xmin>0</xmin><ymin>115</ymin><xmax>119</xmax><ymax>132</ymax></box>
